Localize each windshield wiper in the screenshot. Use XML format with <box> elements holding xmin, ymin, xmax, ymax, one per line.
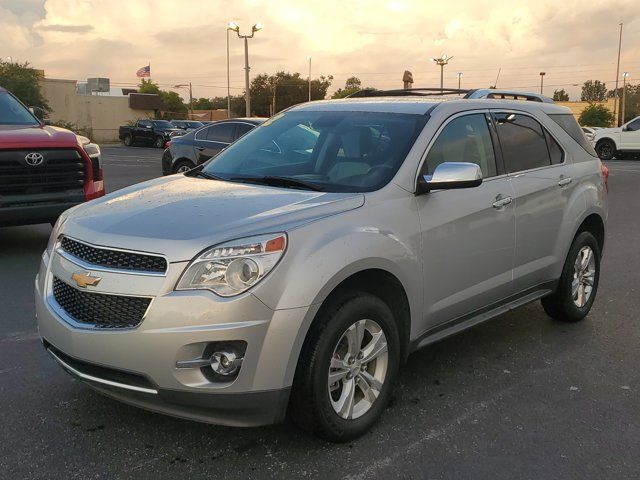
<box><xmin>229</xmin><ymin>175</ymin><xmax>325</xmax><ymax>192</ymax></box>
<box><xmin>185</xmin><ymin>166</ymin><xmax>226</xmax><ymax>181</ymax></box>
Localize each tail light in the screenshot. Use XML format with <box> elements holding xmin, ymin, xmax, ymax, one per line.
<box><xmin>165</xmin><ymin>141</ymin><xmax>172</xmax><ymax>149</ymax></box>
<box><xmin>601</xmin><ymin>161</ymin><xmax>609</xmax><ymax>192</ymax></box>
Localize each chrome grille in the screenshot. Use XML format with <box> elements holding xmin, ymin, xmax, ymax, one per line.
<box><xmin>52</xmin><ymin>277</ymin><xmax>151</xmax><ymax>328</ymax></box>
<box><xmin>60</xmin><ymin>236</ymin><xmax>167</xmax><ymax>273</ymax></box>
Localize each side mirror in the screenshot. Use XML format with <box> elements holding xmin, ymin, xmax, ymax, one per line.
<box><xmin>622</xmin><ymin>125</ymin><xmax>628</xmax><ymax>131</ymax></box>
<box><xmin>416</xmin><ymin>162</ymin><xmax>483</xmax><ymax>195</ymax></box>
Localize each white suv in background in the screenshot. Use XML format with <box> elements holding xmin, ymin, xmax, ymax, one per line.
<box><xmin>593</xmin><ymin>116</ymin><xmax>640</xmax><ymax>160</ymax></box>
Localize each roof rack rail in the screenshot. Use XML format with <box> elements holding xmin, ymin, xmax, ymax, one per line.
<box><xmin>347</xmin><ymin>88</ymin><xmax>469</xmax><ymax>98</ymax></box>
<box><xmin>463</xmin><ymin>89</ymin><xmax>555</xmax><ymax>104</ymax></box>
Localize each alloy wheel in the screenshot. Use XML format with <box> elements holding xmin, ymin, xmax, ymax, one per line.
<box><xmin>328</xmin><ymin>319</ymin><xmax>388</xmax><ymax>420</ymax></box>
<box><xmin>572</xmin><ymin>245</ymin><xmax>596</xmax><ymax>308</ymax></box>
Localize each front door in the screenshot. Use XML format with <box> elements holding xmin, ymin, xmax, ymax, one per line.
<box><xmin>416</xmin><ymin>112</ymin><xmax>516</xmax><ymax>329</ymax></box>
<box><xmin>620</xmin><ymin>117</ymin><xmax>640</xmax><ymax>150</ymax></box>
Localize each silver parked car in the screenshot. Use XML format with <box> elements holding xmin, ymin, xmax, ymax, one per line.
<box><xmin>36</xmin><ymin>89</ymin><xmax>608</xmax><ymax>442</ymax></box>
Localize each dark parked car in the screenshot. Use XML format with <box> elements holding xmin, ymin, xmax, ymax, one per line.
<box><xmin>119</xmin><ymin>120</ymin><xmax>182</xmax><ymax>148</ymax></box>
<box><xmin>170</xmin><ymin>120</ymin><xmax>204</xmax><ymax>132</ymax></box>
<box><xmin>162</xmin><ymin>118</ymin><xmax>265</xmax><ymax>174</ymax></box>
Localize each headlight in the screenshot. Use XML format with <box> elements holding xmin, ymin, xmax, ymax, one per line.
<box><xmin>77</xmin><ymin>135</ymin><xmax>100</xmax><ymax>158</ymax></box>
<box><xmin>46</xmin><ymin>214</ymin><xmax>69</xmax><ymax>255</ymax></box>
<box><xmin>176</xmin><ymin>233</ymin><xmax>287</xmax><ymax>297</ymax></box>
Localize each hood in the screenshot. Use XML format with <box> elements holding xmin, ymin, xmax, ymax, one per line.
<box><xmin>0</xmin><ymin>125</ymin><xmax>79</xmax><ymax>149</ymax></box>
<box><xmin>62</xmin><ymin>175</ymin><xmax>364</xmax><ymax>262</ymax></box>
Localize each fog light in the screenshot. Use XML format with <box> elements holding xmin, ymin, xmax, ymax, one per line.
<box><xmin>211</xmin><ymin>351</ymin><xmax>243</xmax><ymax>376</ymax></box>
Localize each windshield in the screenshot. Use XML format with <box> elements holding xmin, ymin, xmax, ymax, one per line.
<box><xmin>202</xmin><ymin>110</ymin><xmax>427</xmax><ymax>192</ymax></box>
<box><xmin>0</xmin><ymin>92</ymin><xmax>40</xmax><ymax>126</ymax></box>
<box><xmin>153</xmin><ymin>120</ymin><xmax>173</xmax><ymax>129</ymax></box>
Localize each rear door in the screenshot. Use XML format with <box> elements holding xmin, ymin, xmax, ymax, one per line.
<box><xmin>416</xmin><ymin>111</ymin><xmax>516</xmax><ymax>329</ymax></box>
<box><xmin>492</xmin><ymin>110</ymin><xmax>572</xmax><ymax>292</ymax></box>
<box><xmin>194</xmin><ymin>123</ymin><xmax>236</xmax><ymax>164</ymax></box>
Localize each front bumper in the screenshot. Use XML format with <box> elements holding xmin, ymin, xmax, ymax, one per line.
<box><xmin>0</xmin><ymin>190</ymin><xmax>84</xmax><ymax>227</ymax></box>
<box><xmin>35</xmin><ymin>248</ymin><xmax>316</xmax><ymax>426</ymax></box>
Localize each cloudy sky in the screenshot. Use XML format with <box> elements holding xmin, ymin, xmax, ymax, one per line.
<box><xmin>1</xmin><ymin>0</ymin><xmax>639</xmax><ymax>100</ymax></box>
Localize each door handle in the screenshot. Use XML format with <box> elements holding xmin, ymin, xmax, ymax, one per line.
<box><xmin>492</xmin><ymin>196</ymin><xmax>512</xmax><ymax>209</ymax></box>
<box><xmin>558</xmin><ymin>177</ymin><xmax>572</xmax><ymax>187</ymax></box>
<box><xmin>196</xmin><ymin>146</ymin><xmax>205</xmax><ymax>151</ymax></box>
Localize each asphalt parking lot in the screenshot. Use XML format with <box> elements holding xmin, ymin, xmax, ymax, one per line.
<box><xmin>1</xmin><ymin>147</ymin><xmax>640</xmax><ymax>479</ymax></box>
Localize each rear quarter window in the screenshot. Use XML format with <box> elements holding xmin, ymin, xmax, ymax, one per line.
<box><xmin>549</xmin><ymin>114</ymin><xmax>598</xmax><ymax>157</ymax></box>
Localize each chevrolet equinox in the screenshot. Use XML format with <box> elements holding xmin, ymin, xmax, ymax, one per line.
<box><xmin>36</xmin><ymin>89</ymin><xmax>608</xmax><ymax>442</ymax></box>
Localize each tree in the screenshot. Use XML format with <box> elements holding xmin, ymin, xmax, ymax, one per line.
<box><xmin>192</xmin><ymin>97</ymin><xmax>214</xmax><ymax>110</ymax></box>
<box><xmin>331</xmin><ymin>76</ymin><xmax>376</xmax><ymax>99</ymax></box>
<box><xmin>581</xmin><ymin>80</ymin><xmax>607</xmax><ymax>102</ymax></box>
<box><xmin>138</xmin><ymin>78</ymin><xmax>160</xmax><ymax>94</ymax></box>
<box><xmin>159</xmin><ymin>91</ymin><xmax>187</xmax><ymax>115</ymax></box>
<box><xmin>0</xmin><ymin>60</ymin><xmax>49</xmax><ymax>110</ymax></box>
<box><xmin>553</xmin><ymin>89</ymin><xmax>569</xmax><ymax>101</ymax></box>
<box><xmin>608</xmin><ymin>84</ymin><xmax>640</xmax><ymax>123</ymax></box>
<box><xmin>248</xmin><ymin>71</ymin><xmax>333</xmax><ymax>116</ymax></box>
<box><xmin>579</xmin><ymin>104</ymin><xmax>614</xmax><ymax>127</ymax></box>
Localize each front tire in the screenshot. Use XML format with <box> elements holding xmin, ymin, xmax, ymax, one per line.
<box><xmin>596</xmin><ymin>139</ymin><xmax>616</xmax><ymax>160</ymax></box>
<box><xmin>542</xmin><ymin>231</ymin><xmax>601</xmax><ymax>322</ymax></box>
<box><xmin>290</xmin><ymin>292</ymin><xmax>400</xmax><ymax>442</ymax></box>
<box><xmin>123</xmin><ymin>134</ymin><xmax>132</xmax><ymax>146</ymax></box>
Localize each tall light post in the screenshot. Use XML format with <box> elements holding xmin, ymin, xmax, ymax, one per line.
<box><xmin>613</xmin><ymin>23</ymin><xmax>623</xmax><ymax>126</ymax></box>
<box><xmin>174</xmin><ymin>83</ymin><xmax>193</xmax><ymax>117</ymax></box>
<box><xmin>539</xmin><ymin>72</ymin><xmax>546</xmax><ymax>94</ymax></box>
<box><xmin>308</xmin><ymin>56</ymin><xmax>312</xmax><ymax>102</ymax></box>
<box><xmin>226</xmin><ymin>22</ymin><xmax>238</xmax><ymax>118</ymax></box>
<box><xmin>431</xmin><ymin>54</ymin><xmax>453</xmax><ymax>92</ymax></box>
<box><xmin>622</xmin><ymin>72</ymin><xmax>630</xmax><ymax>124</ymax></box>
<box><xmin>230</xmin><ymin>22</ymin><xmax>263</xmax><ymax>117</ymax></box>
<box><xmin>457</xmin><ymin>72</ymin><xmax>463</xmax><ymax>93</ymax></box>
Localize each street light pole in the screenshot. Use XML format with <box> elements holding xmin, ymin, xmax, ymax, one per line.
<box><xmin>229</xmin><ymin>23</ymin><xmax>262</xmax><ymax>117</ymax></box>
<box><xmin>308</xmin><ymin>56</ymin><xmax>312</xmax><ymax>102</ymax></box>
<box><xmin>457</xmin><ymin>72</ymin><xmax>463</xmax><ymax>93</ymax></box>
<box><xmin>226</xmin><ymin>23</ymin><xmax>237</xmax><ymax>118</ymax></box>
<box><xmin>539</xmin><ymin>72</ymin><xmax>546</xmax><ymax>94</ymax></box>
<box><xmin>431</xmin><ymin>55</ymin><xmax>453</xmax><ymax>93</ymax></box>
<box><xmin>622</xmin><ymin>72</ymin><xmax>630</xmax><ymax>124</ymax></box>
<box><xmin>613</xmin><ymin>22</ymin><xmax>623</xmax><ymax>126</ymax></box>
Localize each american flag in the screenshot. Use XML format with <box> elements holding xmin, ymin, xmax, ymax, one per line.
<box><xmin>136</xmin><ymin>65</ymin><xmax>150</xmax><ymax>78</ymax></box>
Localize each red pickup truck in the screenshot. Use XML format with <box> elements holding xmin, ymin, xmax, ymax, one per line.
<box><xmin>0</xmin><ymin>87</ymin><xmax>105</xmax><ymax>227</ymax></box>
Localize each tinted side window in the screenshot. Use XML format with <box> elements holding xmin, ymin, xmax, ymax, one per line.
<box><xmin>235</xmin><ymin>123</ymin><xmax>254</xmax><ymax>139</ymax></box>
<box><xmin>206</xmin><ymin>124</ymin><xmax>235</xmax><ymax>143</ymax></box>
<box><xmin>495</xmin><ymin>113</ymin><xmax>550</xmax><ymax>173</ymax></box>
<box><xmin>548</xmin><ymin>114</ymin><xmax>598</xmax><ymax>157</ymax></box>
<box><xmin>545</xmin><ymin>131</ymin><xmax>564</xmax><ymax>165</ymax></box>
<box><xmin>626</xmin><ymin>118</ymin><xmax>640</xmax><ymax>131</ymax></box>
<box><xmin>139</xmin><ymin>120</ymin><xmax>152</xmax><ymax>128</ymax></box>
<box><xmin>423</xmin><ymin>113</ymin><xmax>497</xmax><ymax>178</ymax></box>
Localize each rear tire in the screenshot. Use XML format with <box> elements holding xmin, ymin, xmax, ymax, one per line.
<box><xmin>542</xmin><ymin>231</ymin><xmax>601</xmax><ymax>322</ymax></box>
<box><xmin>290</xmin><ymin>291</ymin><xmax>400</xmax><ymax>442</ymax></box>
<box><xmin>154</xmin><ymin>136</ymin><xmax>165</xmax><ymax>149</ymax></box>
<box><xmin>123</xmin><ymin>134</ymin><xmax>132</xmax><ymax>147</ymax></box>
<box><xmin>172</xmin><ymin>160</ymin><xmax>195</xmax><ymax>174</ymax></box>
<box><xmin>596</xmin><ymin>139</ymin><xmax>616</xmax><ymax>160</ymax></box>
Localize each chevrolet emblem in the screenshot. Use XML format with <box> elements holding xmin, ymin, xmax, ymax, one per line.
<box><xmin>71</xmin><ymin>271</ymin><xmax>102</xmax><ymax>288</ymax></box>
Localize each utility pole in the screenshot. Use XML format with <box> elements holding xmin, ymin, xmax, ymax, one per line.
<box><xmin>189</xmin><ymin>82</ymin><xmax>193</xmax><ymax>117</ymax></box>
<box><xmin>539</xmin><ymin>72</ymin><xmax>546</xmax><ymax>94</ymax></box>
<box><xmin>457</xmin><ymin>72</ymin><xmax>463</xmax><ymax>93</ymax></box>
<box><xmin>613</xmin><ymin>22</ymin><xmax>623</xmax><ymax>126</ymax></box>
<box><xmin>431</xmin><ymin>55</ymin><xmax>453</xmax><ymax>93</ymax></box>
<box><xmin>622</xmin><ymin>72</ymin><xmax>630</xmax><ymax>124</ymax></box>
<box><xmin>308</xmin><ymin>56</ymin><xmax>312</xmax><ymax>102</ymax></box>
<box><xmin>229</xmin><ymin>23</ymin><xmax>262</xmax><ymax>117</ymax></box>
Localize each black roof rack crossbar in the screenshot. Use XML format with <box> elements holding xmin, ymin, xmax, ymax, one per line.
<box><xmin>347</xmin><ymin>88</ymin><xmax>470</xmax><ymax>98</ymax></box>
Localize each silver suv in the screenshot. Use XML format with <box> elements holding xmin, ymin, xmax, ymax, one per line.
<box><xmin>36</xmin><ymin>89</ymin><xmax>608</xmax><ymax>442</ymax></box>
